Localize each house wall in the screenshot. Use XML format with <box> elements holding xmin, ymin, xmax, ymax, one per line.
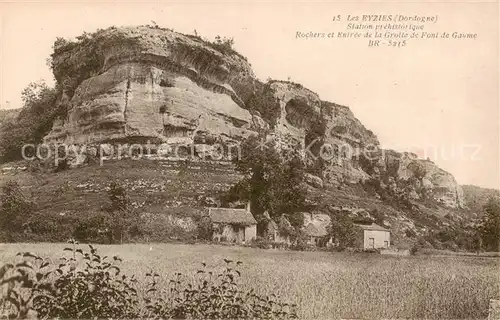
<box><xmin>363</xmin><ymin>230</ymin><xmax>390</xmax><ymax>249</ymax></box>
<box><xmin>213</xmin><ymin>223</ymin><xmax>256</xmax><ymax>243</ymax></box>
<box><xmin>213</xmin><ymin>224</ymin><xmax>236</xmax><ymax>242</ymax></box>
<box><xmin>244</xmin><ymin>225</ymin><xmax>257</xmax><ymax>242</ymax></box>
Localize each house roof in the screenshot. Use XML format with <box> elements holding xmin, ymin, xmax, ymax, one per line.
<box><xmin>208</xmin><ymin>208</ymin><xmax>257</xmax><ymax>225</ymax></box>
<box><xmin>355</xmin><ymin>223</ymin><xmax>390</xmax><ymax>232</ymax></box>
<box><xmin>304</xmin><ymin>222</ymin><xmax>328</xmax><ymax>237</ymax></box>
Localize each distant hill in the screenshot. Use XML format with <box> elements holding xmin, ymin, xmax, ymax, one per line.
<box><xmin>462</xmin><ymin>185</ymin><xmax>500</xmax><ymax>213</ymax></box>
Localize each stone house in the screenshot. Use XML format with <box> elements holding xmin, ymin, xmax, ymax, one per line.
<box><xmin>301</xmin><ymin>212</ymin><xmax>391</xmax><ymax>249</ymax></box>
<box><xmin>354</xmin><ymin>223</ymin><xmax>391</xmax><ymax>249</ymax></box>
<box><xmin>209</xmin><ymin>203</ymin><xmax>257</xmax><ymax>243</ymax></box>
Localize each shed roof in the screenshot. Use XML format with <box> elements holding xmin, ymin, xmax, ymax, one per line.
<box><xmin>355</xmin><ymin>223</ymin><xmax>390</xmax><ymax>232</ymax></box>
<box><xmin>208</xmin><ymin>208</ymin><xmax>257</xmax><ymax>225</ymax></box>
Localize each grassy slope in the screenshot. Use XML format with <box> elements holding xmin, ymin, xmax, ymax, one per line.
<box><xmin>0</xmin><ymin>158</ymin><xmax>473</xmax><ymax>246</ymax></box>
<box><xmin>1</xmin><ymin>242</ymin><xmax>498</xmax><ymax>319</ymax></box>
<box><xmin>0</xmin><ymin>158</ymin><xmax>240</xmax><ymax>216</ymax></box>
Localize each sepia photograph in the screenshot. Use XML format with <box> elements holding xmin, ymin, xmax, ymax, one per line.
<box><xmin>0</xmin><ymin>1</ymin><xmax>499</xmax><ymax>319</ymax></box>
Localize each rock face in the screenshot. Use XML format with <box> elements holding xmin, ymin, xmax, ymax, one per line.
<box><xmin>44</xmin><ymin>25</ymin><xmax>465</xmax><ymax>208</ymax></box>
<box><xmin>45</xmin><ymin>26</ymin><xmax>259</xmax><ymax>145</ymax></box>
<box><xmin>376</xmin><ymin>151</ymin><xmax>465</xmax><ymax>208</ymax></box>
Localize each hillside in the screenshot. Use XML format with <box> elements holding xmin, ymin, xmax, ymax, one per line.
<box><xmin>0</xmin><ymin>25</ymin><xmax>482</xmax><ymax>249</ymax></box>
<box><xmin>462</xmin><ymin>185</ymin><xmax>500</xmax><ymax>213</ymax></box>
<box><xmin>0</xmin><ymin>158</ymin><xmax>240</xmax><ymax>241</ymax></box>
<box><xmin>0</xmin><ymin>157</ymin><xmax>471</xmax><ymax>248</ymax></box>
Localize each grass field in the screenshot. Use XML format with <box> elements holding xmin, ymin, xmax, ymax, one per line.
<box><xmin>1</xmin><ymin>243</ymin><xmax>498</xmax><ymax>319</ymax></box>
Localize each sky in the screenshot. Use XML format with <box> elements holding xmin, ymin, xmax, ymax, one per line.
<box><xmin>0</xmin><ymin>1</ymin><xmax>498</xmax><ymax>189</ymax></box>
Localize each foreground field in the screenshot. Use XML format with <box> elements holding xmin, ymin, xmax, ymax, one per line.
<box><xmin>1</xmin><ymin>243</ymin><xmax>499</xmax><ymax>319</ymax></box>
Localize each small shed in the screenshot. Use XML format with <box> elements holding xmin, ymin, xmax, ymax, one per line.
<box><xmin>209</xmin><ymin>206</ymin><xmax>257</xmax><ymax>243</ymax></box>
<box><xmin>354</xmin><ymin>223</ymin><xmax>391</xmax><ymax>249</ymax></box>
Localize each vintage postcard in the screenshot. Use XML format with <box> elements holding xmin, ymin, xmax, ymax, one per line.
<box><xmin>0</xmin><ymin>1</ymin><xmax>498</xmax><ymax>319</ymax></box>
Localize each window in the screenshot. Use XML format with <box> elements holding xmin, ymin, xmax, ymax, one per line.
<box><xmin>384</xmin><ymin>241</ymin><xmax>389</xmax><ymax>248</ymax></box>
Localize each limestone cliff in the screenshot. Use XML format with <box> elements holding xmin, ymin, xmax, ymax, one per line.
<box><xmin>45</xmin><ymin>26</ymin><xmax>259</xmax><ymax>145</ymax></box>
<box><xmin>43</xmin><ymin>25</ymin><xmax>465</xmax><ymax>208</ymax></box>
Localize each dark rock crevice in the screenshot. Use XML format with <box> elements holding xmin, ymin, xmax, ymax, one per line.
<box><xmin>124</xmin><ymin>77</ymin><xmax>131</xmax><ymax>135</ymax></box>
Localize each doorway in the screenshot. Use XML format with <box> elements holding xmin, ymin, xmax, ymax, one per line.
<box><xmin>368</xmin><ymin>238</ymin><xmax>375</xmax><ymax>249</ymax></box>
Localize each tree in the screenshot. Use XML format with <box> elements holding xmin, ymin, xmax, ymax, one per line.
<box><xmin>196</xmin><ymin>216</ymin><xmax>214</xmax><ymax>240</ymax></box>
<box><xmin>0</xmin><ymin>80</ymin><xmax>60</xmax><ymax>163</ymax></box>
<box><xmin>478</xmin><ymin>197</ymin><xmax>500</xmax><ymax>251</ymax></box>
<box><xmin>52</xmin><ymin>36</ymin><xmax>70</xmax><ymax>51</ymax></box>
<box><xmin>103</xmin><ymin>182</ymin><xmax>138</xmax><ymax>244</ymax></box>
<box><xmin>228</xmin><ymin>134</ymin><xmax>307</xmax><ymax>228</ymax></box>
<box><xmin>327</xmin><ymin>208</ymin><xmax>357</xmax><ymax>250</ymax></box>
<box><xmin>0</xmin><ymin>181</ymin><xmax>35</xmax><ymax>241</ymax></box>
<box><xmin>370</xmin><ymin>209</ymin><xmax>386</xmax><ymax>227</ymax></box>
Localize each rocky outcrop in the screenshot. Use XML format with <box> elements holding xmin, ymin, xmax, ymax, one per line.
<box><xmin>43</xmin><ymin>25</ymin><xmax>465</xmax><ymax>208</ymax></box>
<box><xmin>45</xmin><ymin>26</ymin><xmax>259</xmax><ymax>145</ymax></box>
<box><xmin>380</xmin><ymin>152</ymin><xmax>465</xmax><ymax>208</ymax></box>
<box><xmin>304</xmin><ymin>173</ymin><xmax>324</xmax><ymax>189</ymax></box>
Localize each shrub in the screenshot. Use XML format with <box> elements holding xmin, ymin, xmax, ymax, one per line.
<box><xmin>405</xmin><ymin>228</ymin><xmax>417</xmax><ymax>238</ymax></box>
<box><xmin>0</xmin><ymin>181</ymin><xmax>35</xmax><ymax>241</ymax></box>
<box><xmin>290</xmin><ymin>236</ymin><xmax>310</xmax><ymax>251</ymax></box>
<box><xmin>195</xmin><ymin>215</ymin><xmax>214</xmax><ymax>241</ymax></box>
<box><xmin>72</xmin><ymin>212</ymin><xmax>110</xmax><ymax>243</ymax></box>
<box><xmin>0</xmin><ymin>240</ymin><xmax>139</xmax><ymax>319</ymax></box>
<box><xmin>0</xmin><ymin>241</ymin><xmax>298</xmax><ymax>319</ymax></box>
<box><xmin>23</xmin><ymin>212</ymin><xmax>76</xmax><ymax>242</ymax></box>
<box><xmin>332</xmin><ymin>125</ymin><xmax>347</xmax><ymax>135</ymax></box>
<box><xmin>410</xmin><ymin>244</ymin><xmax>419</xmax><ymax>255</ymax></box>
<box><xmin>410</xmin><ymin>238</ymin><xmax>428</xmax><ymax>255</ymax></box>
<box><xmin>211</xmin><ymin>35</ymin><xmax>235</xmax><ymax>54</ymax></box>
<box><xmin>159</xmin><ymin>78</ymin><xmax>174</xmax><ymax>88</ymax></box>
<box><xmin>249</xmin><ymin>237</ymin><xmax>273</xmax><ymax>249</ymax></box>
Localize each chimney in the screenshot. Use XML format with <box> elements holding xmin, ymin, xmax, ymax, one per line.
<box><xmin>246</xmin><ymin>200</ymin><xmax>251</xmax><ymax>212</ymax></box>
